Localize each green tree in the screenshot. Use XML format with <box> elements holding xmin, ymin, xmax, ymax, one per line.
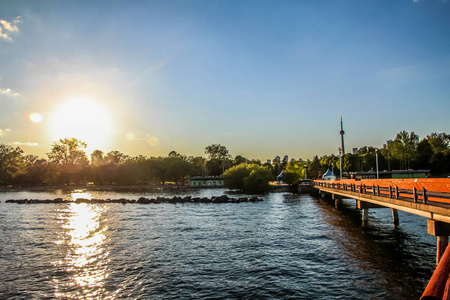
<box><xmin>105</xmin><ymin>150</ymin><xmax>128</xmax><ymax>164</ymax></box>
<box><xmin>307</xmin><ymin>155</ymin><xmax>322</xmax><ymax>179</ymax></box>
<box><xmin>206</xmin><ymin>158</ymin><xmax>223</xmax><ymax>176</ymax></box>
<box><xmin>243</xmin><ymin>166</ymin><xmax>273</xmax><ymax>193</ymax></box>
<box><xmin>320</xmin><ymin>155</ymin><xmax>341</xmax><ymax>174</ymax></box>
<box><xmin>165</xmin><ymin>155</ymin><xmax>192</xmax><ymax>185</ymax></box>
<box><xmin>223</xmin><ymin>163</ymin><xmax>272</xmax><ymax>193</ymax></box>
<box><xmin>205</xmin><ymin>144</ymin><xmax>231</xmax><ymax>160</ymax></box>
<box><xmin>390</xmin><ymin>131</ymin><xmax>418</xmax><ymax>170</ymax></box>
<box><xmin>22</xmin><ymin>158</ymin><xmax>49</xmax><ymax>186</ymax></box>
<box><xmin>47</xmin><ymin>138</ymin><xmax>89</xmax><ymax>184</ymax></box>
<box><xmin>205</xmin><ymin>144</ymin><xmax>232</xmax><ymax>175</ymax></box>
<box><xmin>282</xmin><ymin>161</ymin><xmax>305</xmax><ymax>185</ymax></box>
<box><xmin>427</xmin><ymin>132</ymin><xmax>450</xmax><ymax>154</ymax></box>
<box><xmin>233</xmin><ymin>155</ymin><xmax>248</xmax><ymax>166</ymax></box>
<box><xmin>90</xmin><ymin>150</ymin><xmax>104</xmax><ymax>166</ymax></box>
<box><xmin>189</xmin><ymin>156</ymin><xmax>206</xmax><ymax>176</ymax></box>
<box><xmin>416</xmin><ymin>139</ymin><xmax>433</xmax><ymax>170</ymax></box>
<box><xmin>0</xmin><ymin>144</ymin><xmax>24</xmax><ymax>186</ymax></box>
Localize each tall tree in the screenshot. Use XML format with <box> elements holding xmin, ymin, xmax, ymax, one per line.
<box><xmin>307</xmin><ymin>155</ymin><xmax>321</xmax><ymax>179</ymax></box>
<box><xmin>426</xmin><ymin>132</ymin><xmax>450</xmax><ymax>154</ymax></box>
<box><xmin>205</xmin><ymin>144</ymin><xmax>232</xmax><ymax>175</ymax></box>
<box><xmin>105</xmin><ymin>150</ymin><xmax>128</xmax><ymax>164</ymax></box>
<box><xmin>188</xmin><ymin>156</ymin><xmax>204</xmax><ymax>176</ymax></box>
<box><xmin>390</xmin><ymin>131</ymin><xmax>418</xmax><ymax>170</ymax></box>
<box><xmin>0</xmin><ymin>144</ymin><xmax>24</xmax><ymax>186</ymax></box>
<box><xmin>90</xmin><ymin>150</ymin><xmax>104</xmax><ymax>166</ymax></box>
<box><xmin>233</xmin><ymin>155</ymin><xmax>249</xmax><ymax>166</ymax></box>
<box><xmin>416</xmin><ymin>139</ymin><xmax>433</xmax><ymax>170</ymax></box>
<box><xmin>47</xmin><ymin>138</ymin><xmax>89</xmax><ymax>184</ymax></box>
<box><xmin>205</xmin><ymin>144</ymin><xmax>231</xmax><ymax>160</ymax></box>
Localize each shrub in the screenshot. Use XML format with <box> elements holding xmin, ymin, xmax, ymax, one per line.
<box><xmin>223</xmin><ymin>163</ymin><xmax>272</xmax><ymax>193</ymax></box>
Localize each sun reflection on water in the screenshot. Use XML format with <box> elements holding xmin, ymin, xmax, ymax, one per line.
<box><xmin>69</xmin><ymin>190</ymin><xmax>93</xmax><ymax>201</ymax></box>
<box><xmin>53</xmin><ymin>190</ymin><xmax>110</xmax><ymax>299</ymax></box>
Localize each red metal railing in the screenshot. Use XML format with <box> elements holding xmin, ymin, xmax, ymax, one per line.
<box><xmin>421</xmin><ymin>243</ymin><xmax>450</xmax><ymax>299</ymax></box>
<box><xmin>313</xmin><ymin>178</ymin><xmax>450</xmax><ymax>205</ymax></box>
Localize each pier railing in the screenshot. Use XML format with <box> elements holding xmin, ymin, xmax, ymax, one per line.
<box><xmin>313</xmin><ymin>178</ymin><xmax>450</xmax><ymax>205</ymax></box>
<box><xmin>313</xmin><ymin>178</ymin><xmax>450</xmax><ymax>298</ymax></box>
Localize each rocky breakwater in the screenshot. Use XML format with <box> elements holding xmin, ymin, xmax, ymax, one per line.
<box><xmin>4</xmin><ymin>195</ymin><xmax>263</xmax><ymax>204</ymax></box>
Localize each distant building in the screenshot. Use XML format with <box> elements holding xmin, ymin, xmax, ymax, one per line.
<box><xmin>353</xmin><ymin>148</ymin><xmax>358</xmax><ymax>154</ymax></box>
<box><xmin>290</xmin><ymin>158</ymin><xmax>296</xmax><ymax>163</ymax></box>
<box><xmin>345</xmin><ymin>170</ymin><xmax>430</xmax><ymax>179</ymax></box>
<box><xmin>189</xmin><ymin>176</ymin><xmax>224</xmax><ymax>187</ymax></box>
<box><xmin>267</xmin><ymin>159</ymin><xmax>272</xmax><ymax>164</ymax></box>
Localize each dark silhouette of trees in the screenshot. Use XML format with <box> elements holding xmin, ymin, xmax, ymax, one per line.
<box><xmin>46</xmin><ymin>138</ymin><xmax>89</xmax><ymax>185</ymax></box>
<box><xmin>233</xmin><ymin>155</ymin><xmax>249</xmax><ymax>166</ymax></box>
<box><xmin>204</xmin><ymin>144</ymin><xmax>232</xmax><ymax>176</ymax></box>
<box><xmin>307</xmin><ymin>156</ymin><xmax>321</xmax><ymax>179</ymax></box>
<box><xmin>390</xmin><ymin>131</ymin><xmax>419</xmax><ymax>170</ymax></box>
<box><xmin>0</xmin><ymin>144</ymin><xmax>24</xmax><ymax>185</ymax></box>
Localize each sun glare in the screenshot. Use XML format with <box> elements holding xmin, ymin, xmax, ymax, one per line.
<box><xmin>49</xmin><ymin>97</ymin><xmax>113</xmax><ymax>151</ymax></box>
<box><xmin>29</xmin><ymin>112</ymin><xmax>43</xmax><ymax>123</ymax></box>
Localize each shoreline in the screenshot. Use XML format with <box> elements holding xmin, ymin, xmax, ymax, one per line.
<box><xmin>0</xmin><ymin>183</ymin><xmax>312</xmax><ymax>194</ymax></box>
<box><xmin>0</xmin><ymin>184</ymin><xmax>197</xmax><ymax>193</ymax></box>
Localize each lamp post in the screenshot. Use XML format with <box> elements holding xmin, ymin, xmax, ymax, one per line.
<box><xmin>339</xmin><ymin>147</ymin><xmax>342</xmax><ymax>180</ymax></box>
<box><xmin>304</xmin><ymin>165</ymin><xmax>307</xmax><ymax>180</ymax></box>
<box><xmin>375</xmin><ymin>148</ymin><xmax>379</xmax><ymax>180</ymax></box>
<box><xmin>331</xmin><ymin>163</ymin><xmax>334</xmax><ymax>179</ymax></box>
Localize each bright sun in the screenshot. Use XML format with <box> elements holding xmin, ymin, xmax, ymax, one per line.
<box><xmin>49</xmin><ymin>96</ymin><xmax>113</xmax><ymax>151</ymax></box>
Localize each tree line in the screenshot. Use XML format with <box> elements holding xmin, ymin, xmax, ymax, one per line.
<box><xmin>281</xmin><ymin>130</ymin><xmax>450</xmax><ymax>184</ymax></box>
<box><xmin>0</xmin><ymin>130</ymin><xmax>449</xmax><ymax>188</ymax></box>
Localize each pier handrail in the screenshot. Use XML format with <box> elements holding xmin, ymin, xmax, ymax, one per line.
<box><xmin>313</xmin><ymin>178</ymin><xmax>450</xmax><ymax>204</ymax></box>
<box><xmin>421</xmin><ymin>243</ymin><xmax>450</xmax><ymax>299</ymax></box>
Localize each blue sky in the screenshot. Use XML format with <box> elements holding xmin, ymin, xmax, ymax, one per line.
<box><xmin>1</xmin><ymin>0</ymin><xmax>449</xmax><ymax>161</ymax></box>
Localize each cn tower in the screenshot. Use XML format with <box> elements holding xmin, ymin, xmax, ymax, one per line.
<box><xmin>340</xmin><ymin>115</ymin><xmax>345</xmax><ymax>155</ymax></box>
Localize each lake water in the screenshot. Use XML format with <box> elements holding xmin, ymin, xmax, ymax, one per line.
<box><xmin>0</xmin><ymin>188</ymin><xmax>437</xmax><ymax>299</ymax></box>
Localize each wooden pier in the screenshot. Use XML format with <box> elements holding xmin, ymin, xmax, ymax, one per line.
<box><xmin>313</xmin><ymin>178</ymin><xmax>450</xmax><ymax>263</ymax></box>
<box><xmin>312</xmin><ymin>178</ymin><xmax>450</xmax><ymax>299</ymax></box>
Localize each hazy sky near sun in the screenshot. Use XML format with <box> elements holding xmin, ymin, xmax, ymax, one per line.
<box><xmin>1</xmin><ymin>0</ymin><xmax>449</xmax><ymax>161</ymax></box>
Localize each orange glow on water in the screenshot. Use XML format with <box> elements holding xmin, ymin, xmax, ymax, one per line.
<box><xmin>53</xmin><ymin>191</ymin><xmax>110</xmax><ymax>298</ymax></box>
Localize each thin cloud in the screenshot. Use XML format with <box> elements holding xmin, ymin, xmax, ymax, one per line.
<box><xmin>0</xmin><ymin>88</ymin><xmax>21</xmax><ymax>97</ymax></box>
<box><xmin>0</xmin><ymin>16</ymin><xmax>22</xmax><ymax>41</ymax></box>
<box><xmin>11</xmin><ymin>141</ymin><xmax>39</xmax><ymax>147</ymax></box>
<box><xmin>0</xmin><ymin>128</ymin><xmax>11</xmax><ymax>137</ymax></box>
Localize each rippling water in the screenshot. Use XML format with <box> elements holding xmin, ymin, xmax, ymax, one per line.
<box><xmin>0</xmin><ymin>188</ymin><xmax>437</xmax><ymax>299</ymax></box>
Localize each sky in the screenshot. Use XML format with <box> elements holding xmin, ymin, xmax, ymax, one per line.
<box><xmin>0</xmin><ymin>0</ymin><xmax>449</xmax><ymax>161</ymax></box>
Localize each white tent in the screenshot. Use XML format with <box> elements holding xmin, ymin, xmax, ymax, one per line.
<box><xmin>322</xmin><ymin>169</ymin><xmax>336</xmax><ymax>180</ymax></box>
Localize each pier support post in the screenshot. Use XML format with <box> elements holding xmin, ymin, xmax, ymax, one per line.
<box><xmin>356</xmin><ymin>201</ymin><xmax>385</xmax><ymax>224</ymax></box>
<box><xmin>362</xmin><ymin>208</ymin><xmax>369</xmax><ymax>223</ymax></box>
<box><xmin>332</xmin><ymin>194</ymin><xmax>341</xmax><ymax>208</ymax></box>
<box><xmin>392</xmin><ymin>209</ymin><xmax>399</xmax><ymax>225</ymax></box>
<box><xmin>437</xmin><ymin>236</ymin><xmax>449</xmax><ymax>265</ymax></box>
<box><xmin>427</xmin><ymin>220</ymin><xmax>450</xmax><ymax>264</ymax></box>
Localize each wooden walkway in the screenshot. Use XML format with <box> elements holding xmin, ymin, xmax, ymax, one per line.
<box><xmin>312</xmin><ymin>178</ymin><xmax>450</xmax><ymax>299</ymax></box>
<box><xmin>313</xmin><ymin>178</ymin><xmax>450</xmax><ymax>222</ymax></box>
